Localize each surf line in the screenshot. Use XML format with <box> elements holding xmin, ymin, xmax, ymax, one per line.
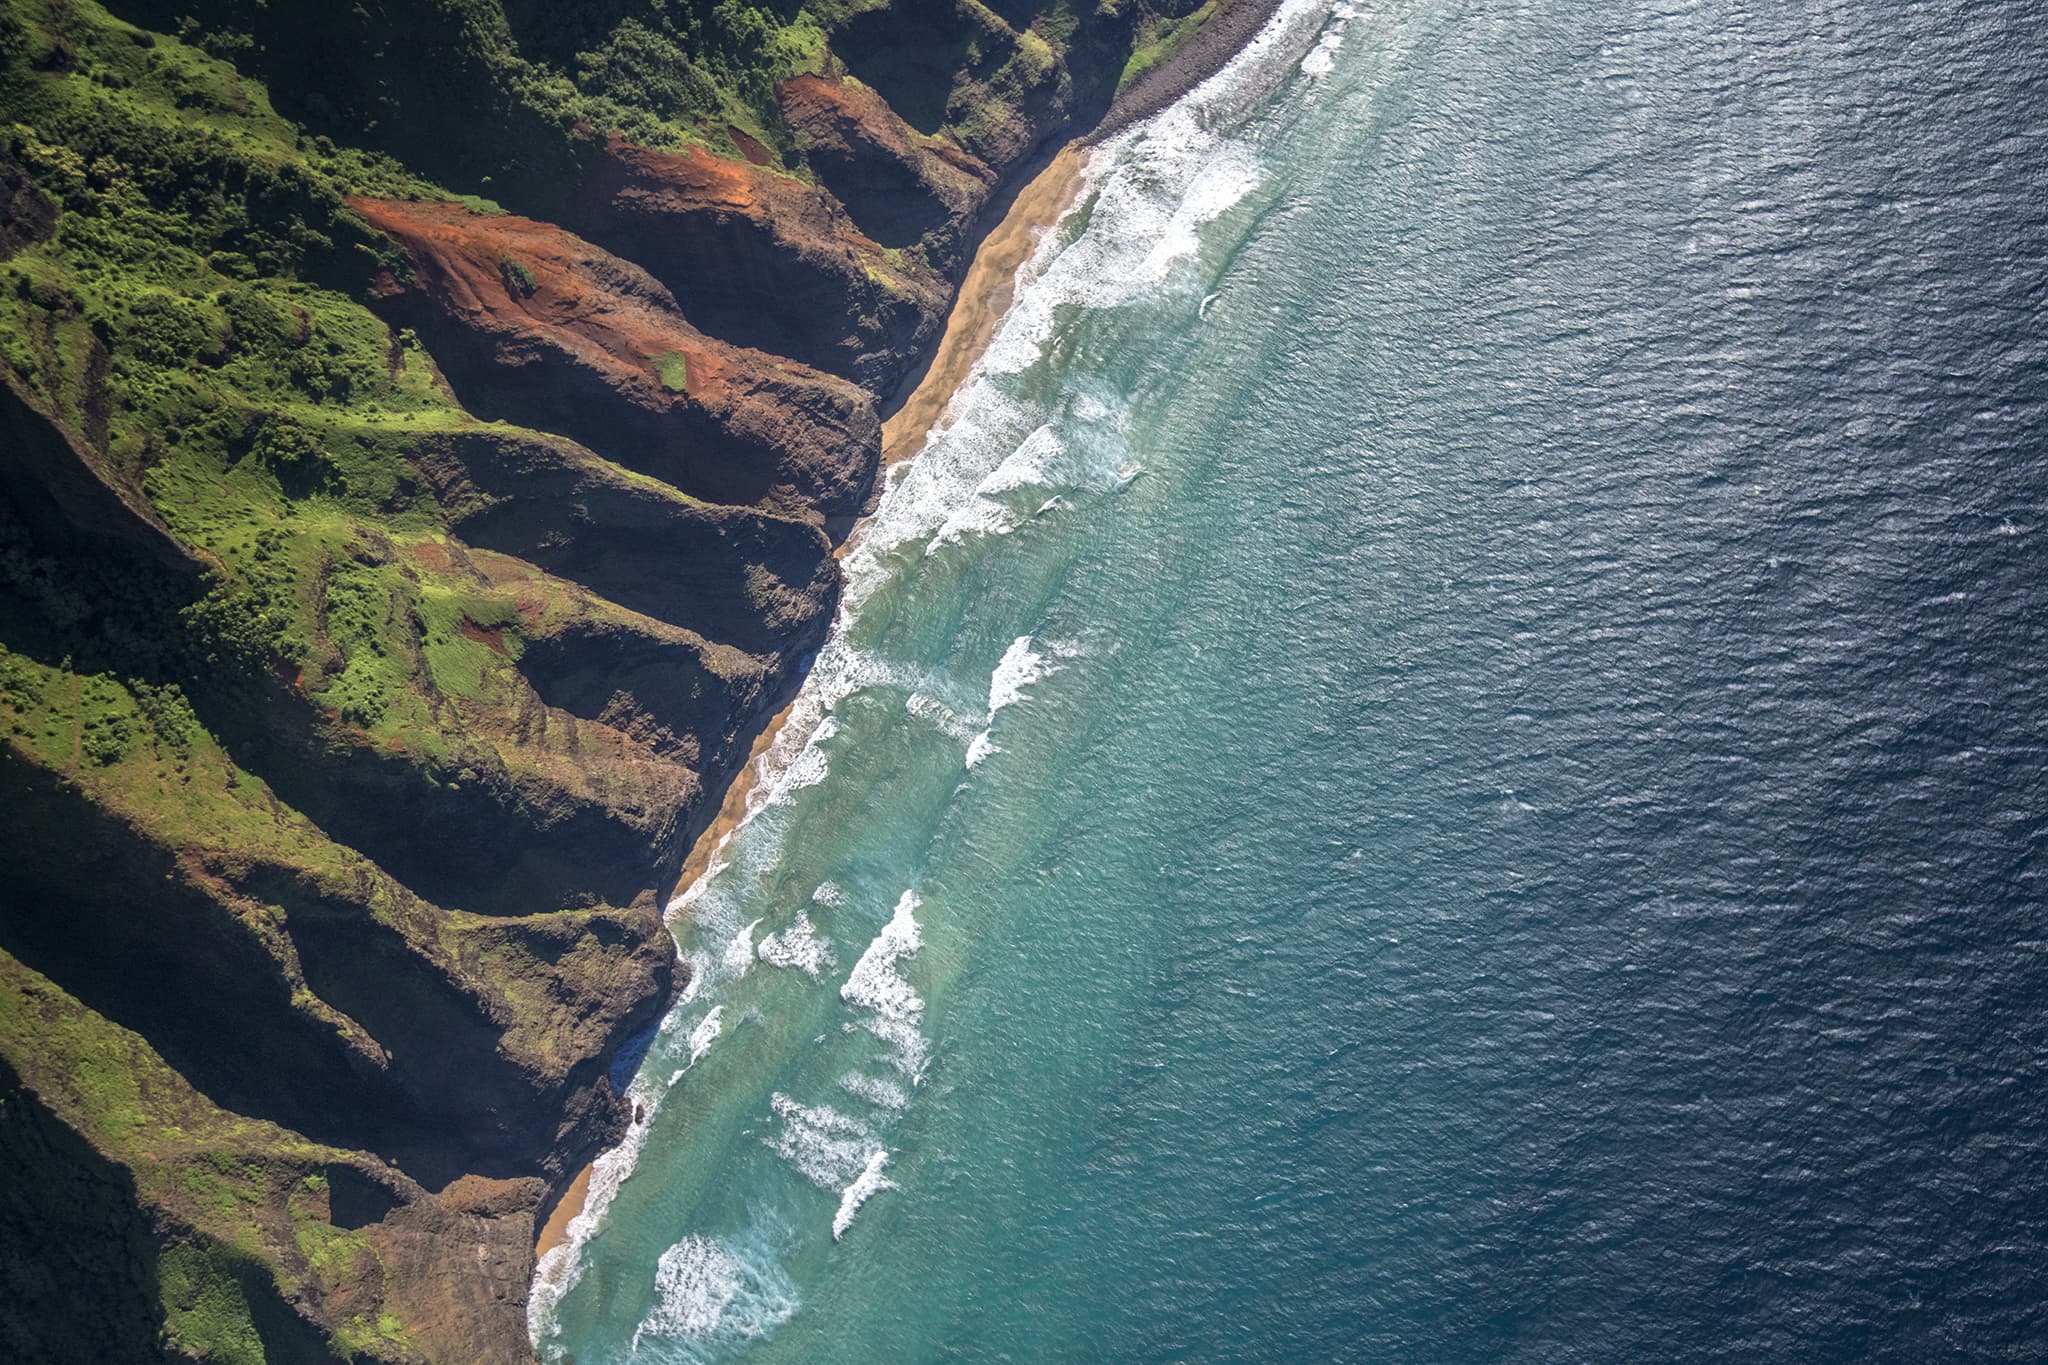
<box><xmin>530</xmin><ymin>142</ymin><xmax>1096</xmax><ymax>1271</ymax></box>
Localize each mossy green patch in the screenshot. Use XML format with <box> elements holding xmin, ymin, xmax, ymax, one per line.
<box><xmin>159</xmin><ymin>1240</ymin><xmax>268</xmax><ymax>1365</ymax></box>
<box><xmin>655</xmin><ymin>348</ymin><xmax>690</xmax><ymax>393</ymax></box>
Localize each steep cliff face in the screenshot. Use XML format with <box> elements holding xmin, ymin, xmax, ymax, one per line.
<box><xmin>0</xmin><ymin>0</ymin><xmax>1227</xmax><ymax>1358</ymax></box>
<box><xmin>780</xmin><ymin>72</ymin><xmax>998</xmax><ymax>255</ymax></box>
<box><xmin>571</xmin><ymin>137</ymin><xmax>950</xmax><ymax>391</ymax></box>
<box><xmin>353</xmin><ymin>196</ymin><xmax>880</xmax><ymax>521</ymax></box>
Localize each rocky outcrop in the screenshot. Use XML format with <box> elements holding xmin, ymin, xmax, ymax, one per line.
<box><xmin>0</xmin><ymin>951</ymin><xmax>574</xmax><ymax>1363</ymax></box>
<box><xmin>353</xmin><ymin>198</ymin><xmax>881</xmax><ymax>524</ymax></box>
<box><xmin>570</xmin><ymin>139</ymin><xmax>949</xmax><ymax>392</ymax></box>
<box><xmin>230</xmin><ymin>635</ymin><xmax>703</xmax><ymax>920</ymax></box>
<box><xmin>780</xmin><ymin>74</ymin><xmax>997</xmax><ymax>254</ymax></box>
<box><xmin>829</xmin><ymin>0</ymin><xmax>1079</xmax><ymax>170</ymax></box>
<box><xmin>0</xmin><ymin>367</ymin><xmax>200</xmax><ymax>576</ymax></box>
<box><xmin>408</xmin><ymin>426</ymin><xmax>837</xmax><ymax>659</ymax></box>
<box><xmin>0</xmin><ymin>744</ymin><xmax>671</xmax><ymax>1185</ymax></box>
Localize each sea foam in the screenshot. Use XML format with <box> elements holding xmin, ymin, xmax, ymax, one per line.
<box><xmin>840</xmin><ymin>891</ymin><xmax>924</xmax><ymax>1020</ymax></box>
<box><xmin>833</xmin><ymin>1149</ymin><xmax>896</xmax><ymax>1241</ymax></box>
<box><xmin>839</xmin><ymin>891</ymin><xmax>930</xmax><ymax>1078</ymax></box>
<box><xmin>722</xmin><ymin>918</ymin><xmax>763</xmax><ymax>977</ymax></box>
<box><xmin>968</xmin><ymin>635</ymin><xmax>1063</xmax><ymax>768</ymax></box>
<box><xmin>687</xmin><ymin>1006</ymin><xmax>724</xmax><ymax>1067</ymax></box>
<box><xmin>1300</xmin><ymin>0</ymin><xmax>1362</xmax><ymax>76</ymax></box>
<box><xmin>629</xmin><ymin>1233</ymin><xmax>797</xmax><ymax>1352</ymax></box>
<box><xmin>768</xmin><ymin>1093</ymin><xmax>879</xmax><ymax>1192</ymax></box>
<box><xmin>840</xmin><ymin>1070</ymin><xmax>911</xmax><ymax>1110</ymax></box>
<box><xmin>757</xmin><ymin>909</ymin><xmax>834</xmax><ymax>977</ymax></box>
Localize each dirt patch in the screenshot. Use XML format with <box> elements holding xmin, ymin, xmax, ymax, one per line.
<box><xmin>458</xmin><ymin>618</ymin><xmax>508</xmax><ymax>655</ymax></box>
<box><xmin>727</xmin><ymin>125</ymin><xmax>774</xmax><ymax>166</ymax></box>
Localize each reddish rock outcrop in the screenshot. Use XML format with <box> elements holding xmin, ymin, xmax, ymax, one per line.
<box><xmin>353</xmin><ymin>197</ymin><xmax>880</xmax><ymax>523</ymax></box>
<box><xmin>569</xmin><ymin>139</ymin><xmax>948</xmax><ymax>392</ymax></box>
<box><xmin>780</xmin><ymin>73</ymin><xmax>996</xmax><ymax>254</ymax></box>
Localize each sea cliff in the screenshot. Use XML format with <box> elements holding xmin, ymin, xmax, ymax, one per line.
<box><xmin>0</xmin><ymin>0</ymin><xmax>1273</xmax><ymax>1359</ymax></box>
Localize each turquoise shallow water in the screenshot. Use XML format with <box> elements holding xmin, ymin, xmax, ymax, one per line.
<box><xmin>534</xmin><ymin>1</ymin><xmax>2048</xmax><ymax>1359</ymax></box>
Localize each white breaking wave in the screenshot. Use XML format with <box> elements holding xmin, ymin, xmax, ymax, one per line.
<box><xmin>833</xmin><ymin>1149</ymin><xmax>896</xmax><ymax>1241</ymax></box>
<box><xmin>757</xmin><ymin>909</ymin><xmax>834</xmax><ymax>977</ymax></box>
<box><xmin>928</xmin><ymin>423</ymin><xmax>1070</xmax><ymax>554</ymax></box>
<box><xmin>989</xmin><ymin>635</ymin><xmax>1052</xmax><ymax>713</ymax></box>
<box><xmin>629</xmin><ymin>1234</ymin><xmax>798</xmax><ymax>1353</ymax></box>
<box><xmin>1301</xmin><ymin>0</ymin><xmax>1363</xmax><ymax>76</ymax></box>
<box><xmin>687</xmin><ymin>1006</ymin><xmax>724</xmax><ymax>1066</ymax></box>
<box><xmin>840</xmin><ymin>891</ymin><xmax>930</xmax><ymax>1078</ymax></box>
<box><xmin>775</xmin><ymin>714</ymin><xmax>838</xmax><ymax>798</ymax></box>
<box><xmin>768</xmin><ymin>1093</ymin><xmax>879</xmax><ymax>1192</ymax></box>
<box><xmin>722</xmin><ymin>918</ymin><xmax>763</xmax><ymax>977</ymax></box>
<box><xmin>967</xmin><ymin>635</ymin><xmax>1063</xmax><ymax>768</ymax></box>
<box><xmin>839</xmin><ymin>1070</ymin><xmax>911</xmax><ymax>1110</ymax></box>
<box><xmin>840</xmin><ymin>891</ymin><xmax>924</xmax><ymax>1020</ymax></box>
<box><xmin>964</xmin><ymin>730</ymin><xmax>1000</xmax><ymax>770</ymax></box>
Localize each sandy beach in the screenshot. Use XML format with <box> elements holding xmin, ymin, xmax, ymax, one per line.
<box><xmin>880</xmin><ymin>146</ymin><xmax>1089</xmax><ymax>467</ymax></box>
<box><xmin>533</xmin><ymin>1162</ymin><xmax>593</xmax><ymax>1260</ymax></box>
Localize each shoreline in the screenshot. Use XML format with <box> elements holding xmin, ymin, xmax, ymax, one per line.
<box><xmin>1091</xmin><ymin>0</ymin><xmax>1293</xmax><ymax>142</ymax></box>
<box><xmin>529</xmin><ymin>139</ymin><xmax>1096</xmax><ymax>1265</ymax></box>
<box><xmin>530</xmin><ymin>0</ymin><xmax>1301</xmax><ymax>1270</ymax></box>
<box><xmin>880</xmin><ymin>145</ymin><xmax>1089</xmax><ymax>469</ymax></box>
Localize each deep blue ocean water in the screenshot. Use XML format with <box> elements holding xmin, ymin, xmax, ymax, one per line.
<box><xmin>532</xmin><ymin>1</ymin><xmax>2048</xmax><ymax>1358</ymax></box>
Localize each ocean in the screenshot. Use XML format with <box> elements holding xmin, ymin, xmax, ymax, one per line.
<box><xmin>531</xmin><ymin>0</ymin><xmax>2048</xmax><ymax>1358</ymax></box>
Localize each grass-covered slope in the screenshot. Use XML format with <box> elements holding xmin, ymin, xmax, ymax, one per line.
<box><xmin>0</xmin><ymin>0</ymin><xmax>1223</xmax><ymax>1357</ymax></box>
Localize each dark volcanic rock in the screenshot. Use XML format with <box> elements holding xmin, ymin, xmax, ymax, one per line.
<box><xmin>406</xmin><ymin>425</ymin><xmax>837</xmax><ymax>659</ymax></box>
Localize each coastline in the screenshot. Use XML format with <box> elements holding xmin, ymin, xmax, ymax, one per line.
<box><xmin>1092</xmin><ymin>0</ymin><xmax>1293</xmax><ymax>141</ymax></box>
<box><xmin>529</xmin><ymin>143</ymin><xmax>1093</xmax><ymax>1264</ymax></box>
<box><xmin>880</xmin><ymin>145</ymin><xmax>1088</xmax><ymax>468</ymax></box>
<box><xmin>530</xmin><ymin>0</ymin><xmax>1298</xmax><ymax>1273</ymax></box>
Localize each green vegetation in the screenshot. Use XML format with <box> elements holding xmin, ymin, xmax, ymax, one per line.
<box><xmin>655</xmin><ymin>347</ymin><xmax>691</xmax><ymax>393</ymax></box>
<box><xmin>158</xmin><ymin>1242</ymin><xmax>267</xmax><ymax>1365</ymax></box>
<box><xmin>1120</xmin><ymin>0</ymin><xmax>1221</xmax><ymax>93</ymax></box>
<box><xmin>0</xmin><ymin>1</ymin><xmax>625</xmax><ymax>786</ymax></box>
<box><xmin>97</xmin><ymin>0</ymin><xmax>840</xmax><ymax>190</ymax></box>
<box><xmin>498</xmin><ymin>254</ymin><xmax>538</xmax><ymax>297</ymax></box>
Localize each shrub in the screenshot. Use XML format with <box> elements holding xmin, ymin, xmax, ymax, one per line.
<box><xmin>499</xmin><ymin>256</ymin><xmax>537</xmax><ymax>297</ymax></box>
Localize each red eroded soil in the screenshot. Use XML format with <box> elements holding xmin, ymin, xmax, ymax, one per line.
<box><xmin>351</xmin><ymin>197</ymin><xmax>731</xmax><ymax>401</ymax></box>
<box><xmin>458</xmin><ymin>618</ymin><xmax>508</xmax><ymax>655</ymax></box>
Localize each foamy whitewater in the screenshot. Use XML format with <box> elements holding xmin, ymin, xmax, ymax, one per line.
<box><xmin>529</xmin><ymin>0</ymin><xmax>2048</xmax><ymax>1358</ymax></box>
